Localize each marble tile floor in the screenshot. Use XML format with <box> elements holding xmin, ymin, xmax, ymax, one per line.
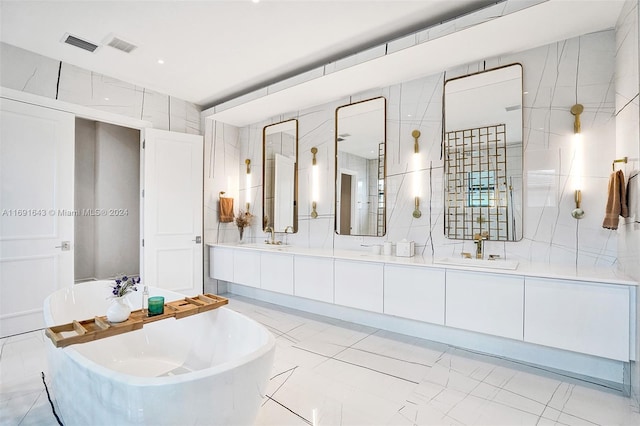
<box><xmin>2</xmin><ymin>294</ymin><xmax>640</xmax><ymax>426</ymax></box>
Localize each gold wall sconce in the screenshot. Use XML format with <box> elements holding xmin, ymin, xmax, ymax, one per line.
<box><xmin>413</xmin><ymin>197</ymin><xmax>421</xmax><ymax>219</ymax></box>
<box><xmin>245</xmin><ymin>159</ymin><xmax>251</xmax><ymax>211</ymax></box>
<box><xmin>311</xmin><ymin>147</ymin><xmax>318</xmax><ymax>218</ymax></box>
<box><xmin>570</xmin><ymin>103</ymin><xmax>583</xmax><ymax>134</ymax></box>
<box><xmin>412</xmin><ymin>129</ymin><xmax>420</xmax><ymax>154</ymax></box>
<box><xmin>571</xmin><ymin>189</ymin><xmax>584</xmax><ymax>219</ymax></box>
<box><xmin>411</xmin><ymin>130</ymin><xmax>422</xmax><ymax>218</ymax></box>
<box><xmin>570</xmin><ymin>104</ymin><xmax>584</xmax><ymax>219</ymax></box>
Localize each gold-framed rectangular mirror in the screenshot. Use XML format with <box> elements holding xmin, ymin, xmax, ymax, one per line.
<box><xmin>443</xmin><ymin>63</ymin><xmax>523</xmax><ymax>241</ymax></box>
<box><xmin>263</xmin><ymin>119</ymin><xmax>298</xmax><ymax>233</ymax></box>
<box><xmin>335</xmin><ymin>97</ymin><xmax>386</xmax><ymax>236</ymax></box>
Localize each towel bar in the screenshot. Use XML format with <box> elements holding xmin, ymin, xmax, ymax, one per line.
<box><xmin>612</xmin><ymin>157</ymin><xmax>628</xmax><ymax>171</ymax></box>
<box><xmin>612</xmin><ymin>157</ymin><xmax>640</xmax><ymax>171</ymax></box>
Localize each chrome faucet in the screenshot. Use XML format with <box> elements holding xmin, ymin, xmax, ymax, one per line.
<box><xmin>474</xmin><ymin>232</ymin><xmax>488</xmax><ymax>259</ymax></box>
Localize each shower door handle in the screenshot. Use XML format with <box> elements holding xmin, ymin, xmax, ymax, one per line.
<box><xmin>192</xmin><ymin>236</ymin><xmax>202</xmax><ymax>244</ymax></box>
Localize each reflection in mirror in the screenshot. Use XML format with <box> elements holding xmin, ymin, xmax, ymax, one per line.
<box><xmin>444</xmin><ymin>64</ymin><xmax>523</xmax><ymax>241</ymax></box>
<box><xmin>263</xmin><ymin>119</ymin><xmax>297</xmax><ymax>233</ymax></box>
<box><xmin>335</xmin><ymin>97</ymin><xmax>386</xmax><ymax>236</ymax></box>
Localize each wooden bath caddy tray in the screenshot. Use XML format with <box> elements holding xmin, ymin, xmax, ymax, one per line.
<box><xmin>45</xmin><ymin>294</ymin><xmax>228</xmax><ymax>348</ymax></box>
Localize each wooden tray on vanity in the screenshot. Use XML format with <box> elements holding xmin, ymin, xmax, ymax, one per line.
<box><xmin>45</xmin><ymin>294</ymin><xmax>228</xmax><ymax>348</ymax></box>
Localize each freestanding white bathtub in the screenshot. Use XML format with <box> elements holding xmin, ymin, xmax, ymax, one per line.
<box><xmin>43</xmin><ymin>282</ymin><xmax>275</xmax><ymax>425</ymax></box>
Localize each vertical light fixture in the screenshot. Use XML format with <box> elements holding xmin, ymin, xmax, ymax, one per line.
<box><xmin>411</xmin><ymin>130</ymin><xmax>422</xmax><ymax>218</ymax></box>
<box><xmin>570</xmin><ymin>103</ymin><xmax>584</xmax><ymax>219</ymax></box>
<box><xmin>245</xmin><ymin>159</ymin><xmax>251</xmax><ymax>211</ymax></box>
<box><xmin>311</xmin><ymin>147</ymin><xmax>318</xmax><ymax>218</ymax></box>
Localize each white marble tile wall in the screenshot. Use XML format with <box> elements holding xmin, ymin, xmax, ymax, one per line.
<box><xmin>208</xmin><ymin>30</ymin><xmax>622</xmax><ymax>269</ymax></box>
<box><xmin>203</xmin><ymin>119</ymin><xmax>241</xmax><ymax>293</ymax></box>
<box><xmin>616</xmin><ymin>0</ymin><xmax>640</xmax><ymax>282</ymax></box>
<box><xmin>0</xmin><ymin>42</ymin><xmax>201</xmax><ymax>134</ymax></box>
<box><xmin>615</xmin><ymin>0</ymin><xmax>640</xmax><ymax>408</ymax></box>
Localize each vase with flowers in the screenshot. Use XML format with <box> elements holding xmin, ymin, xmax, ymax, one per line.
<box><xmin>235</xmin><ymin>210</ymin><xmax>253</xmax><ymax>241</ymax></box>
<box><xmin>106</xmin><ymin>275</ymin><xmax>140</xmax><ymax>323</ymax></box>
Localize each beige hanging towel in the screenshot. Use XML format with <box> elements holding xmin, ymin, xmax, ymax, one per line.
<box><xmin>602</xmin><ymin>170</ymin><xmax>628</xmax><ymax>230</ymax></box>
<box><xmin>219</xmin><ymin>197</ymin><xmax>235</xmax><ymax>223</ymax></box>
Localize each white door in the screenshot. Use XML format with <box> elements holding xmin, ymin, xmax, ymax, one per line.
<box><xmin>0</xmin><ymin>98</ymin><xmax>74</xmax><ymax>337</ymax></box>
<box><xmin>143</xmin><ymin>129</ymin><xmax>203</xmax><ymax>296</ymax></box>
<box><xmin>273</xmin><ymin>153</ymin><xmax>295</xmax><ymax>231</ymax></box>
<box><xmin>337</xmin><ymin>168</ymin><xmax>358</xmax><ymax>234</ymax></box>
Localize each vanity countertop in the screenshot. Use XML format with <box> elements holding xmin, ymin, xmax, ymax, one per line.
<box><xmin>207</xmin><ymin>242</ymin><xmax>638</xmax><ymax>286</ymax></box>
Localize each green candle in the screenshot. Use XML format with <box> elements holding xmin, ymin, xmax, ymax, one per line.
<box><xmin>148</xmin><ymin>296</ymin><xmax>164</xmax><ymax>316</ymax></box>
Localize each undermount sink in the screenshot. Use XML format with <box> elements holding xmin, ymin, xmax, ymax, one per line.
<box><xmin>434</xmin><ymin>257</ymin><xmax>519</xmax><ymax>270</ymax></box>
<box><xmin>241</xmin><ymin>243</ymin><xmax>290</xmax><ymax>251</ymax></box>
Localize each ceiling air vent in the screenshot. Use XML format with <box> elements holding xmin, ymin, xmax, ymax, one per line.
<box><xmin>62</xmin><ymin>33</ymin><xmax>99</xmax><ymax>53</ymax></box>
<box><xmin>105</xmin><ymin>36</ymin><xmax>137</xmax><ymax>54</ymax></box>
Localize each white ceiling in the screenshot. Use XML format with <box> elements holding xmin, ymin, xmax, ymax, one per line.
<box><xmin>0</xmin><ymin>0</ymin><xmax>498</xmax><ymax>108</ymax></box>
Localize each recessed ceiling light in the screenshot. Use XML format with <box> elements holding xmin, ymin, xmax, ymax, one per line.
<box><xmin>252</xmin><ymin>0</ymin><xmax>260</xmax><ymax>3</ymax></box>
<box><xmin>157</xmin><ymin>59</ymin><xmax>165</xmax><ymax>64</ymax></box>
<box><xmin>104</xmin><ymin>97</ymin><xmax>110</xmax><ymax>101</ymax></box>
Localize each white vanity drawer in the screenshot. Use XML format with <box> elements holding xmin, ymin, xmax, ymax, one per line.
<box><xmin>384</xmin><ymin>264</ymin><xmax>445</xmax><ymax>325</ymax></box>
<box><xmin>294</xmin><ymin>256</ymin><xmax>334</xmax><ymax>303</ymax></box>
<box><xmin>524</xmin><ymin>277</ymin><xmax>630</xmax><ymax>361</ymax></box>
<box><xmin>445</xmin><ymin>270</ymin><xmax>524</xmax><ymax>340</ymax></box>
<box><xmin>335</xmin><ymin>259</ymin><xmax>383</xmax><ymax>313</ymax></box>
<box><xmin>210</xmin><ymin>246</ymin><xmax>234</xmax><ymax>282</ymax></box>
<box><xmin>233</xmin><ymin>250</ymin><xmax>261</xmax><ymax>288</ymax></box>
<box><xmin>261</xmin><ymin>252</ymin><xmax>294</xmax><ymax>295</ymax></box>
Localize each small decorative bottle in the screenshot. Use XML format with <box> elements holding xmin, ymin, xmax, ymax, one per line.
<box><xmin>142</xmin><ymin>285</ymin><xmax>149</xmax><ymax>316</ymax></box>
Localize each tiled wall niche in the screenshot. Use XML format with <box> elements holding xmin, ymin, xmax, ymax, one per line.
<box><xmin>207</xmin><ymin>29</ymin><xmax>624</xmax><ymax>270</ymax></box>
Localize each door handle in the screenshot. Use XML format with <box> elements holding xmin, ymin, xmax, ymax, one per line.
<box><xmin>55</xmin><ymin>241</ymin><xmax>71</xmax><ymax>251</ymax></box>
<box><xmin>192</xmin><ymin>236</ymin><xmax>202</xmax><ymax>244</ymax></box>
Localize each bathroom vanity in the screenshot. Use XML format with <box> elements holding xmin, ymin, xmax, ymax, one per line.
<box><xmin>208</xmin><ymin>243</ymin><xmax>637</xmax><ymax>388</ymax></box>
